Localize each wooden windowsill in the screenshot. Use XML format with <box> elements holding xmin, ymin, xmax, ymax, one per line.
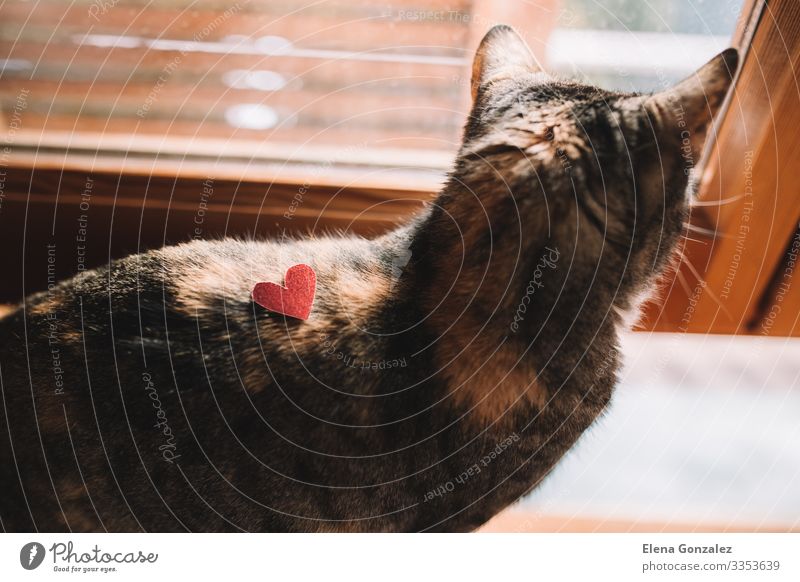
<box><xmin>5</xmin><ymin>129</ymin><xmax>449</xmax><ymax>193</ymax></box>
<box><xmin>479</xmin><ymin>510</ymin><xmax>796</xmax><ymax>533</ymax></box>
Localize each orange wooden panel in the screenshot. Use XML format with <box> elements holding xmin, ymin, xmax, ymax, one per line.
<box><xmin>644</xmin><ymin>0</ymin><xmax>800</xmax><ymax>336</ymax></box>
<box><xmin>754</xmin><ymin>222</ymin><xmax>800</xmax><ymax>335</ymax></box>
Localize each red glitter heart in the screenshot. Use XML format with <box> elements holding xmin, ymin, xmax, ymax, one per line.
<box><xmin>252</xmin><ymin>264</ymin><xmax>316</xmax><ymax>320</ymax></box>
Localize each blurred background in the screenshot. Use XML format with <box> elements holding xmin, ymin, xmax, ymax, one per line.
<box><xmin>487</xmin><ymin>332</ymin><xmax>800</xmax><ymax>532</ymax></box>
<box><xmin>1</xmin><ymin>0</ymin><xmax>741</xmax><ymax>163</ymax></box>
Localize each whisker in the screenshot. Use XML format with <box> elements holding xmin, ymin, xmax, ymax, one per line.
<box><xmin>678</xmin><ymin>251</ymin><xmax>704</xmax><ymax>283</ymax></box>
<box><xmin>681</xmin><ymin>234</ymin><xmax>708</xmax><ymax>245</ymax></box>
<box><xmin>683</xmin><ymin>222</ymin><xmax>732</xmax><ymax>240</ymax></box>
<box><xmin>679</xmin><ymin>253</ymin><xmax>733</xmax><ymax>321</ymax></box>
<box><xmin>690</xmin><ymin>194</ymin><xmax>744</xmax><ymax>207</ymax></box>
<box><xmin>675</xmin><ymin>270</ymin><xmax>694</xmax><ymax>298</ymax></box>
<box><xmin>672</xmin><ymin>242</ymin><xmax>690</xmax><ymax>266</ymax></box>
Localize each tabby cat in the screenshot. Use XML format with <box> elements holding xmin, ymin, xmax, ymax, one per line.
<box><xmin>0</xmin><ymin>25</ymin><xmax>737</xmax><ymax>532</ymax></box>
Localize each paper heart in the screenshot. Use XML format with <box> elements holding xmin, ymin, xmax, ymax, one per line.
<box><xmin>252</xmin><ymin>264</ymin><xmax>316</xmax><ymax>320</ymax></box>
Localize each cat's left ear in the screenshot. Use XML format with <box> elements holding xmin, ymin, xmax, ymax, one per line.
<box><xmin>471</xmin><ymin>24</ymin><xmax>542</xmax><ymax>102</ymax></box>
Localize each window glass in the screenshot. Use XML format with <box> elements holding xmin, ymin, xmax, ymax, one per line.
<box><xmin>0</xmin><ymin>0</ymin><xmax>745</xmax><ymax>166</ymax></box>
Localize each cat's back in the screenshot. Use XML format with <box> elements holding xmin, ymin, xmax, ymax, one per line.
<box><xmin>0</xmin><ymin>235</ymin><xmax>416</xmax><ymax>532</ymax></box>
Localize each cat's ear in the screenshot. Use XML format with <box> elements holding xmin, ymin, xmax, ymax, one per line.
<box><xmin>471</xmin><ymin>24</ymin><xmax>542</xmax><ymax>102</ymax></box>
<box><xmin>645</xmin><ymin>48</ymin><xmax>739</xmax><ymax>158</ymax></box>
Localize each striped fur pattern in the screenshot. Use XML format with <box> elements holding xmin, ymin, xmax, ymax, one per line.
<box><xmin>0</xmin><ymin>26</ymin><xmax>737</xmax><ymax>532</ymax></box>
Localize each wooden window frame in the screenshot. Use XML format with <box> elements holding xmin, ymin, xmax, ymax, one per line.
<box><xmin>644</xmin><ymin>0</ymin><xmax>800</xmax><ymax>337</ymax></box>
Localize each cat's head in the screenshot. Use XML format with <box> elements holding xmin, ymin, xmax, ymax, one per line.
<box><xmin>449</xmin><ymin>24</ymin><xmax>738</xmax><ymax>321</ymax></box>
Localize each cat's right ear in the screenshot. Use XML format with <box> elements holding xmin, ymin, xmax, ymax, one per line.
<box><xmin>471</xmin><ymin>24</ymin><xmax>542</xmax><ymax>102</ymax></box>
<box><xmin>644</xmin><ymin>48</ymin><xmax>739</xmax><ymax>160</ymax></box>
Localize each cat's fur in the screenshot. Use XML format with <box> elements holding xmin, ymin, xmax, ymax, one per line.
<box><xmin>0</xmin><ymin>26</ymin><xmax>737</xmax><ymax>532</ymax></box>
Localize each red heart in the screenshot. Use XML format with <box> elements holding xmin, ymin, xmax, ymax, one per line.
<box><xmin>252</xmin><ymin>264</ymin><xmax>316</xmax><ymax>320</ymax></box>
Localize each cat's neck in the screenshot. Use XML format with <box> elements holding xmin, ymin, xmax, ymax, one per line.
<box><xmin>382</xmin><ymin>180</ymin><xmax>620</xmax><ymax>424</ymax></box>
<box><xmin>404</xmin><ymin>180</ymin><xmax>558</xmax><ymax>333</ymax></box>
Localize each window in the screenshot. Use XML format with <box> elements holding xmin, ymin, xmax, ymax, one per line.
<box><xmin>2</xmin><ymin>0</ymin><xmax>746</xmax><ymax>180</ymax></box>
<box><xmin>4</xmin><ymin>0</ymin><xmax>796</xmax><ymax>343</ymax></box>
